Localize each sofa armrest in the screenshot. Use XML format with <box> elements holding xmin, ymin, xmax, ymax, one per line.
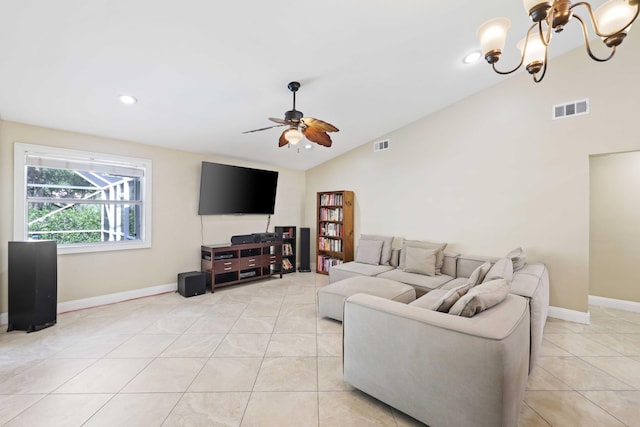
<box><xmin>343</xmin><ymin>293</ymin><xmax>530</xmax><ymax>427</ymax></box>
<box><xmin>511</xmin><ymin>262</ymin><xmax>550</xmax><ymax>371</ymax></box>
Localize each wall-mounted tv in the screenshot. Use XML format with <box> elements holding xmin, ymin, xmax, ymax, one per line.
<box><xmin>198</xmin><ymin>161</ymin><xmax>279</xmax><ymax>215</ymax></box>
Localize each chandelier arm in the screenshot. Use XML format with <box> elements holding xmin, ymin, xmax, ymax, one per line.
<box><xmin>539</xmin><ymin>18</ymin><xmax>552</xmax><ymax>46</ymax></box>
<box><xmin>573</xmin><ymin>14</ymin><xmax>617</xmax><ymax>62</ymax></box>
<box><xmin>491</xmin><ymin>23</ymin><xmax>538</xmax><ymax>75</ymax></box>
<box><xmin>570</xmin><ymin>1</ymin><xmax>640</xmax><ymax>38</ymax></box>
<box><xmin>532</xmin><ymin>43</ymin><xmax>549</xmax><ymax>83</ymax></box>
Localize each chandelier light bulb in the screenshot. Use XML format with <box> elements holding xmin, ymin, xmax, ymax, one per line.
<box><xmin>477</xmin><ymin>17</ymin><xmax>511</xmax><ymax>59</ymax></box>
<box><xmin>595</xmin><ymin>0</ymin><xmax>636</xmax><ymax>35</ymax></box>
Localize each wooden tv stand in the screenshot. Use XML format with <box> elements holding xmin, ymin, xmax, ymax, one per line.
<box><xmin>201</xmin><ymin>241</ymin><xmax>283</xmax><ymax>291</ymax></box>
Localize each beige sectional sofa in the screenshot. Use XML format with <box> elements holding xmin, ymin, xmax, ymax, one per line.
<box><xmin>324</xmin><ymin>237</ymin><xmax>549</xmax><ymax>427</ymax></box>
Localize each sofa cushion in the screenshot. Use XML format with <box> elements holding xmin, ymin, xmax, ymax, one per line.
<box><xmin>355</xmin><ymin>239</ymin><xmax>384</xmax><ymax>265</ymax></box>
<box><xmin>377</xmin><ymin>269</ymin><xmax>453</xmax><ymax>295</ymax></box>
<box><xmin>403</xmin><ymin>246</ymin><xmax>437</xmax><ymax>276</ymax></box>
<box><xmin>483</xmin><ymin>257</ymin><xmax>514</xmax><ymax>283</ymax></box>
<box><xmin>505</xmin><ymin>247</ymin><xmax>527</xmax><ymax>271</ymax></box>
<box><xmin>329</xmin><ymin>261</ymin><xmax>395</xmax><ymax>283</ymax></box>
<box><xmin>455</xmin><ymin>254</ymin><xmax>498</xmax><ymax>279</ymax></box>
<box><xmin>399</xmin><ymin>240</ymin><xmax>447</xmax><ymax>274</ymax></box>
<box><xmin>449</xmin><ymin>278</ymin><xmax>511</xmax><ymax>317</ymax></box>
<box><xmin>361</xmin><ymin>234</ymin><xmax>394</xmax><ymax>265</ymax></box>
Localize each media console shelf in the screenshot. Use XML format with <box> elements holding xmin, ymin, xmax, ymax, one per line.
<box><xmin>201</xmin><ymin>241</ymin><xmax>283</xmax><ymax>291</ymax></box>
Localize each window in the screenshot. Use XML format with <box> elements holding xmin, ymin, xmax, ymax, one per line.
<box><xmin>14</xmin><ymin>143</ymin><xmax>152</xmax><ymax>254</ymax></box>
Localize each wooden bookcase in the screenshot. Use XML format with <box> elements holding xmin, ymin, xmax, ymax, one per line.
<box><xmin>316</xmin><ymin>190</ymin><xmax>354</xmax><ymax>274</ymax></box>
<box><xmin>201</xmin><ymin>241</ymin><xmax>282</xmax><ymax>291</ymax></box>
<box><xmin>275</xmin><ymin>226</ymin><xmax>296</xmax><ymax>274</ymax></box>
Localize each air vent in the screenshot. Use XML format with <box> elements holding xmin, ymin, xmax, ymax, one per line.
<box><xmin>373</xmin><ymin>139</ymin><xmax>390</xmax><ymax>152</ymax></box>
<box><xmin>553</xmin><ymin>98</ymin><xmax>589</xmax><ymax>120</ymax></box>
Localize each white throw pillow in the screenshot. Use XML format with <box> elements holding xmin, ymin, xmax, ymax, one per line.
<box><xmin>467</xmin><ymin>261</ymin><xmax>492</xmax><ymax>286</ymax></box>
<box><xmin>355</xmin><ymin>239</ymin><xmax>384</xmax><ymax>265</ymax></box>
<box><xmin>449</xmin><ymin>278</ymin><xmax>512</xmax><ymax>317</ymax></box>
<box><xmin>361</xmin><ymin>234</ymin><xmax>394</xmax><ymax>265</ymax></box>
<box><xmin>505</xmin><ymin>247</ymin><xmax>527</xmax><ymax>271</ymax></box>
<box><xmin>482</xmin><ymin>257</ymin><xmax>514</xmax><ymax>283</ymax></box>
<box><xmin>403</xmin><ymin>246</ymin><xmax>437</xmax><ymax>276</ymax></box>
<box><xmin>399</xmin><ymin>240</ymin><xmax>447</xmax><ymax>274</ymax></box>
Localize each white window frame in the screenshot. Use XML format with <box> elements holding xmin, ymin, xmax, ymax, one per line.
<box><xmin>14</xmin><ymin>143</ymin><xmax>152</xmax><ymax>254</ymax></box>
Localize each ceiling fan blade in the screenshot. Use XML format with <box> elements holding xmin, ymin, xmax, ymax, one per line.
<box><xmin>278</xmin><ymin>129</ymin><xmax>289</xmax><ymax>147</ymax></box>
<box><xmin>241</xmin><ymin>123</ymin><xmax>287</xmax><ymax>134</ymax></box>
<box><xmin>302</xmin><ymin>126</ymin><xmax>332</xmax><ymax>147</ymax></box>
<box><xmin>300</xmin><ymin>117</ymin><xmax>339</xmax><ymax>133</ymax></box>
<box><xmin>269</xmin><ymin>117</ymin><xmax>294</xmax><ymax>125</ymax></box>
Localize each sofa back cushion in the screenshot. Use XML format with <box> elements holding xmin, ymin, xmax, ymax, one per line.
<box><xmin>399</xmin><ymin>239</ymin><xmax>447</xmax><ymax>274</ymax></box>
<box><xmin>403</xmin><ymin>246</ymin><xmax>438</xmax><ymax>276</ymax></box>
<box><xmin>360</xmin><ymin>234</ymin><xmax>394</xmax><ymax>265</ymax></box>
<box><xmin>355</xmin><ymin>239</ymin><xmax>384</xmax><ymax>265</ymax></box>
<box><xmin>455</xmin><ymin>255</ymin><xmax>498</xmax><ymax>278</ymax></box>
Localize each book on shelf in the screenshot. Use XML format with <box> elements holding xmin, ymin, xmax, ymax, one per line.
<box><xmin>318</xmin><ymin>237</ymin><xmax>343</xmax><ymax>252</ymax></box>
<box><xmin>283</xmin><ymin>243</ymin><xmax>293</xmax><ymax>256</ymax></box>
<box><xmin>319</xmin><ymin>207</ymin><xmax>343</xmax><ymax>221</ymax></box>
<box><xmin>319</xmin><ymin>193</ymin><xmax>344</xmax><ymax>206</ymax></box>
<box><xmin>282</xmin><ymin>258</ymin><xmax>294</xmax><ymax>271</ymax></box>
<box><xmin>317</xmin><ymin>255</ymin><xmax>343</xmax><ymax>273</ymax></box>
<box><xmin>320</xmin><ymin>222</ymin><xmax>342</xmax><ymax>237</ymax></box>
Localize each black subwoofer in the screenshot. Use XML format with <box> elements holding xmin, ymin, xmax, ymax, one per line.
<box><xmin>177</xmin><ymin>271</ymin><xmax>206</xmax><ymax>297</ymax></box>
<box><xmin>8</xmin><ymin>240</ymin><xmax>58</xmax><ymax>333</ymax></box>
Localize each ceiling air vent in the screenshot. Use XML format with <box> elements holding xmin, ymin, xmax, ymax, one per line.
<box><xmin>373</xmin><ymin>139</ymin><xmax>390</xmax><ymax>152</ymax></box>
<box><xmin>553</xmin><ymin>98</ymin><xmax>589</xmax><ymax>120</ymax></box>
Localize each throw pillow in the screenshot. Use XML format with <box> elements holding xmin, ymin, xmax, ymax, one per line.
<box><xmin>361</xmin><ymin>234</ymin><xmax>394</xmax><ymax>265</ymax></box>
<box><xmin>355</xmin><ymin>239</ymin><xmax>384</xmax><ymax>265</ymax></box>
<box><xmin>399</xmin><ymin>240</ymin><xmax>447</xmax><ymax>274</ymax></box>
<box><xmin>466</xmin><ymin>261</ymin><xmax>492</xmax><ymax>286</ymax></box>
<box><xmin>482</xmin><ymin>257</ymin><xmax>514</xmax><ymax>283</ymax></box>
<box><xmin>448</xmin><ymin>278</ymin><xmax>512</xmax><ymax>317</ymax></box>
<box><xmin>431</xmin><ymin>283</ymin><xmax>473</xmax><ymax>312</ymax></box>
<box><xmin>403</xmin><ymin>246</ymin><xmax>437</xmax><ymax>276</ymax></box>
<box><xmin>505</xmin><ymin>247</ymin><xmax>527</xmax><ymax>271</ymax></box>
<box><xmin>409</xmin><ymin>289</ymin><xmax>448</xmax><ymax>309</ymax></box>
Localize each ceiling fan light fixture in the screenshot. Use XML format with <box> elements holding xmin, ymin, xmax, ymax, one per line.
<box><xmin>284</xmin><ymin>128</ymin><xmax>304</xmax><ymax>145</ymax></box>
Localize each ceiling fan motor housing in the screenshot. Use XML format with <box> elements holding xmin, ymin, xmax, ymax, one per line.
<box><xmin>284</xmin><ymin>109</ymin><xmax>303</xmax><ymax>122</ymax></box>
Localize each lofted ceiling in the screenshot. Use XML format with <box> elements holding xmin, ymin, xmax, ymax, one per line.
<box><xmin>0</xmin><ymin>0</ymin><xmax>613</xmax><ymax>170</ymax></box>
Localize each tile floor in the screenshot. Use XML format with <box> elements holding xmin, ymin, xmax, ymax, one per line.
<box><xmin>1</xmin><ymin>273</ymin><xmax>639</xmax><ymax>426</ymax></box>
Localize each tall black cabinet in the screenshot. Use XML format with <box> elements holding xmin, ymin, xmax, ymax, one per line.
<box><xmin>8</xmin><ymin>240</ymin><xmax>58</xmax><ymax>332</ymax></box>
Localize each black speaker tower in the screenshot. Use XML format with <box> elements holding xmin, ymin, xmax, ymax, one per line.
<box><xmin>8</xmin><ymin>240</ymin><xmax>58</xmax><ymax>332</ymax></box>
<box><xmin>299</xmin><ymin>227</ymin><xmax>311</xmax><ymax>272</ymax></box>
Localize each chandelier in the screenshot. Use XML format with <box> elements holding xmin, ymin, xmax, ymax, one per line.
<box><xmin>477</xmin><ymin>0</ymin><xmax>639</xmax><ymax>82</ymax></box>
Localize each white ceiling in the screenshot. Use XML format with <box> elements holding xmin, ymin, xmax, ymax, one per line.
<box><xmin>0</xmin><ymin>0</ymin><xmax>608</xmax><ymax>170</ymax></box>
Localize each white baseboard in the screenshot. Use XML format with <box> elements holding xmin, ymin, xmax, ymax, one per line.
<box><xmin>589</xmin><ymin>295</ymin><xmax>640</xmax><ymax>313</ymax></box>
<box><xmin>548</xmin><ymin>305</ymin><xmax>591</xmax><ymax>324</ymax></box>
<box><xmin>0</xmin><ymin>282</ymin><xmax>177</xmax><ymax>326</ymax></box>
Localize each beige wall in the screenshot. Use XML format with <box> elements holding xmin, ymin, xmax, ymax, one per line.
<box><xmin>0</xmin><ymin>120</ymin><xmax>305</xmax><ymax>312</ymax></box>
<box><xmin>305</xmin><ymin>30</ymin><xmax>640</xmax><ymax>313</ymax></box>
<box><xmin>590</xmin><ymin>151</ymin><xmax>640</xmax><ymax>302</ymax></box>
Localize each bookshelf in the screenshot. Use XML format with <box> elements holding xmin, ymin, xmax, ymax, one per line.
<box><xmin>275</xmin><ymin>226</ymin><xmax>296</xmax><ymax>274</ymax></box>
<box><xmin>316</xmin><ymin>190</ymin><xmax>354</xmax><ymax>274</ymax></box>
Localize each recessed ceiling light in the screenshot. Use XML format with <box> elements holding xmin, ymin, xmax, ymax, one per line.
<box><xmin>119</xmin><ymin>95</ymin><xmax>137</xmax><ymax>105</ymax></box>
<box><xmin>463</xmin><ymin>51</ymin><xmax>482</xmax><ymax>64</ymax></box>
<box><xmin>304</xmin><ymin>143</ymin><xmax>313</xmax><ymax>149</ymax></box>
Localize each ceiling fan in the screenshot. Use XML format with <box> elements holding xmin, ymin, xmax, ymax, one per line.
<box><xmin>242</xmin><ymin>81</ymin><xmax>339</xmax><ymax>148</ymax></box>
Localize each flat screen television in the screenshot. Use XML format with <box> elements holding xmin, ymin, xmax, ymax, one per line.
<box><xmin>198</xmin><ymin>161</ymin><xmax>279</xmax><ymax>215</ymax></box>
